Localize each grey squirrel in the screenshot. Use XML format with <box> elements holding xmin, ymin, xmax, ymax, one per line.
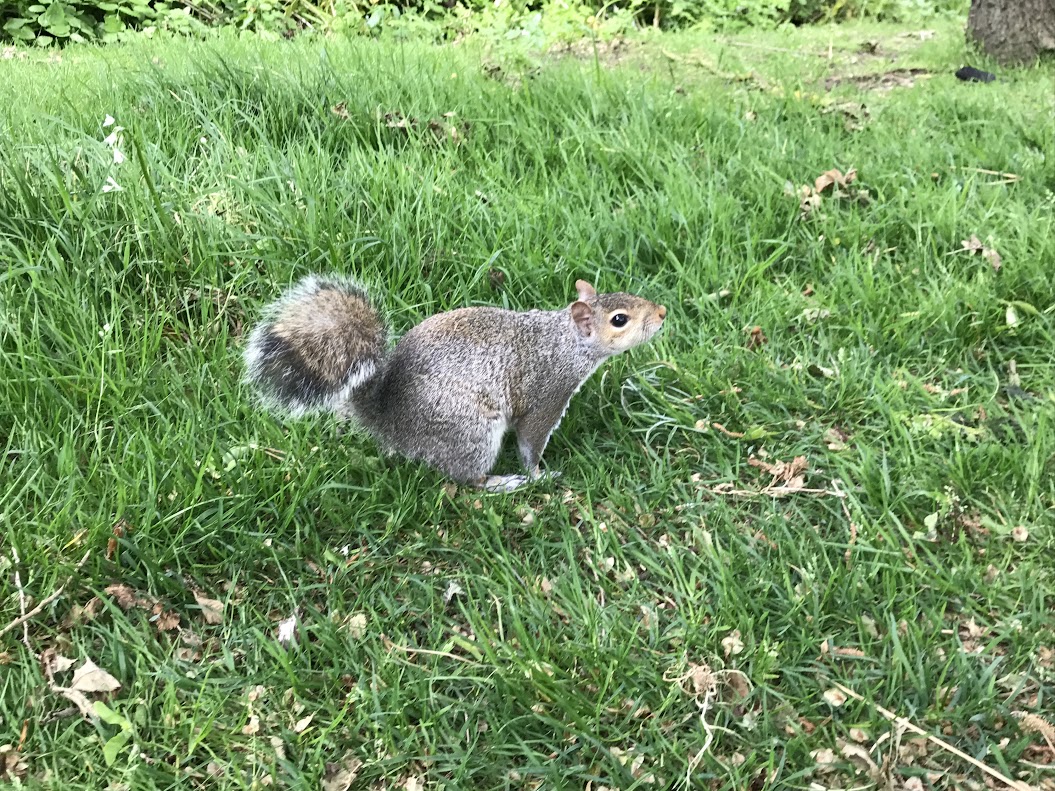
<box><xmin>243</xmin><ymin>275</ymin><xmax>667</xmax><ymax>492</ymax></box>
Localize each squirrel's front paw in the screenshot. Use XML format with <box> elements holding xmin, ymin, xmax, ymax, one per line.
<box><xmin>482</xmin><ymin>474</ymin><xmax>530</xmax><ymax>493</ymax></box>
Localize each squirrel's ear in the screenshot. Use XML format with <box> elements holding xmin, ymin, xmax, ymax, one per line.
<box><xmin>575</xmin><ymin>280</ymin><xmax>597</xmax><ymax>300</ymax></box>
<box><xmin>570</xmin><ymin>301</ymin><xmax>594</xmax><ymax>337</ymax></box>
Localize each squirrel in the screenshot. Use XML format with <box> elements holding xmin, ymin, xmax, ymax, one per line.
<box><xmin>242</xmin><ymin>275</ymin><xmax>667</xmax><ymax>492</ymax></box>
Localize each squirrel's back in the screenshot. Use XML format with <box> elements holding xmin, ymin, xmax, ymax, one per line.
<box><xmin>242</xmin><ymin>275</ymin><xmax>388</xmax><ymax>416</ymax></box>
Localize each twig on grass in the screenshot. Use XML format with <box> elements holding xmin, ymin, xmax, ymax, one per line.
<box><xmin>660</xmin><ymin>50</ymin><xmax>770</xmax><ymax>90</ymax></box>
<box><xmin>381</xmin><ymin>636</ymin><xmax>480</xmax><ymax>665</ymax></box>
<box><xmin>832</xmin><ymin>682</ymin><xmax>1032</xmax><ymax>791</ymax></box>
<box><xmin>720</xmin><ymin>40</ymin><xmax>824</xmax><ymax>58</ymax></box>
<box><xmin>832</xmin><ymin>479</ymin><xmax>858</xmax><ymax>564</ymax></box>
<box><xmin>0</xmin><ymin>550</ymin><xmax>91</xmax><ymax>640</ymax></box>
<box><xmin>10</xmin><ymin>548</ymin><xmax>31</xmax><ymax>650</ymax></box>
<box><xmin>961</xmin><ymin>167</ymin><xmax>1019</xmax><ymax>184</ymax></box>
<box><xmin>711</xmin><ymin>422</ymin><xmax>744</xmax><ymax>438</ymax></box>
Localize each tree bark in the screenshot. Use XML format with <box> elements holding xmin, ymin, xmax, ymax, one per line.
<box><xmin>967</xmin><ymin>0</ymin><xmax>1055</xmax><ymax>65</ymax></box>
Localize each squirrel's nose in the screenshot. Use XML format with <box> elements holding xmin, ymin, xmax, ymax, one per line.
<box><xmin>657</xmin><ymin>305</ymin><xmax>667</xmax><ymax>320</ymax></box>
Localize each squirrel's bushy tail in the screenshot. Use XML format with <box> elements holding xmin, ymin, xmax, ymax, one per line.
<box><xmin>243</xmin><ymin>274</ymin><xmax>388</xmax><ymax>417</ymax></box>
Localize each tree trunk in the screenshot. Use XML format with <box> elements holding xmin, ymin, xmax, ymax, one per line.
<box><xmin>967</xmin><ymin>0</ymin><xmax>1055</xmax><ymax>65</ymax></box>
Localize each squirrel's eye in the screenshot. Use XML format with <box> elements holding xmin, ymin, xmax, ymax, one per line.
<box><xmin>610</xmin><ymin>313</ymin><xmax>630</xmax><ymax>328</ymax></box>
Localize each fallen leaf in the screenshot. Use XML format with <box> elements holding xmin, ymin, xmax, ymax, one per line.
<box><xmin>70</xmin><ymin>659</ymin><xmax>121</xmax><ymax>694</ymax></box>
<box><xmin>49</xmin><ymin>654</ymin><xmax>77</xmax><ymax>675</ymax></box>
<box><xmin>443</xmin><ymin>581</ymin><xmax>464</xmax><ymax>603</ymax></box>
<box><xmin>960</xmin><ymin>235</ymin><xmax>1002</xmax><ymax>272</ymax></box>
<box><xmin>839</xmin><ymin>739</ymin><xmax>877</xmax><ymax>771</ymax></box>
<box><xmin>322</xmin><ymin>755</ymin><xmax>363</xmax><ymax>791</ymax></box>
<box><xmin>104</xmin><ymin>584</ymin><xmax>139</xmax><ymax>610</ymax></box>
<box><xmin>154</xmin><ymin>609</ymin><xmax>181</xmax><ymax>632</ymax></box>
<box><xmin>1011</xmin><ymin>526</ymin><xmax>1029</xmax><ymax>542</ymax></box>
<box><xmin>722</xmin><ymin>630</ymin><xmax>745</xmax><ymax>657</ymax></box>
<box><xmin>242</xmin><ymin>715</ymin><xmax>260</xmax><ymax>736</ymax></box>
<box><xmin>292</xmin><ymin>714</ymin><xmax>313</xmax><ymax>734</ymax></box>
<box><xmin>849</xmin><ymin>727</ymin><xmax>868</xmax><ymax>742</ymax></box>
<box><xmin>0</xmin><ymin>744</ymin><xmax>28</xmax><ymax>780</ymax></box>
<box><xmin>903</xmin><ymin>777</ymin><xmax>924</xmax><ymax>791</ymax></box>
<box><xmin>815</xmin><ymin>167</ymin><xmax>856</xmax><ymax>194</ymax></box>
<box><xmin>404</xmin><ymin>778</ymin><xmax>424</xmax><ymax>791</ymax></box>
<box><xmin>194</xmin><ymin>591</ymin><xmax>224</xmax><ymax>625</ymax></box>
<box><xmin>823</xmin><ymin>688</ymin><xmax>847</xmax><ymax>707</ymax></box>
<box><xmin>824</xmin><ymin>427</ymin><xmax>849</xmax><ymax>450</ymax></box>
<box><xmin>745</xmin><ymin>325</ymin><xmax>768</xmax><ymax>350</ymax></box>
<box><xmin>1006</xmin><ymin>305</ymin><xmax>1019</xmax><ymax>327</ymax></box>
<box><xmin>811</xmin><ymin>747</ymin><xmax>837</xmax><ymax>765</ymax></box>
<box><xmin>722</xmin><ymin>671</ymin><xmax>752</xmax><ymax>701</ymax></box>
<box><xmin>748</xmin><ymin>455</ymin><xmax>808</xmax><ymax>485</ymax></box>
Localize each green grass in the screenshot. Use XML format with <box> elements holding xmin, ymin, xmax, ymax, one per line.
<box><xmin>1</xmin><ymin>19</ymin><xmax>1054</xmax><ymax>790</ymax></box>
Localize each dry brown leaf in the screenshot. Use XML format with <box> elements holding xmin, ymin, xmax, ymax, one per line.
<box><xmin>0</xmin><ymin>745</ymin><xmax>28</xmax><ymax>780</ymax></box>
<box><xmin>811</xmin><ymin>747</ymin><xmax>837</xmax><ymax>766</ymax></box>
<box><xmin>241</xmin><ymin>715</ymin><xmax>260</xmax><ymax>736</ymax></box>
<box><xmin>839</xmin><ymin>739</ymin><xmax>878</xmax><ymax>771</ymax></box>
<box><xmin>154</xmin><ymin>609</ymin><xmax>181</xmax><ymax>632</ymax></box>
<box><xmin>815</xmin><ymin>167</ymin><xmax>856</xmax><ymax>194</ymax></box>
<box><xmin>960</xmin><ymin>235</ymin><xmax>1002</xmax><ymax>272</ymax></box>
<box><xmin>49</xmin><ymin>654</ymin><xmax>76</xmax><ymax>675</ymax></box>
<box><xmin>903</xmin><ymin>777</ymin><xmax>924</xmax><ymax>791</ymax></box>
<box><xmin>322</xmin><ymin>755</ymin><xmax>363</xmax><ymax>791</ymax></box>
<box><xmin>104</xmin><ymin>584</ymin><xmax>139</xmax><ymax>610</ymax></box>
<box><xmin>825</xmin><ymin>427</ymin><xmax>849</xmax><ymax>451</ymax></box>
<box><xmin>748</xmin><ymin>455</ymin><xmax>809</xmax><ymax>485</ymax></box>
<box><xmin>194</xmin><ymin>591</ymin><xmax>224</xmax><ymax>625</ymax></box>
<box><xmin>292</xmin><ymin>714</ymin><xmax>313</xmax><ymax>734</ymax></box>
<box><xmin>722</xmin><ymin>671</ymin><xmax>752</xmax><ymax>702</ymax></box>
<box><xmin>823</xmin><ymin>688</ymin><xmax>847</xmax><ymax>707</ymax></box>
<box><xmin>745</xmin><ymin>325</ymin><xmax>768</xmax><ymax>350</ymax></box>
<box><xmin>70</xmin><ymin>659</ymin><xmax>121</xmax><ymax>693</ymax></box>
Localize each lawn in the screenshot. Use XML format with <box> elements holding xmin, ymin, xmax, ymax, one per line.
<box><xmin>1</xmin><ymin>18</ymin><xmax>1053</xmax><ymax>790</ymax></box>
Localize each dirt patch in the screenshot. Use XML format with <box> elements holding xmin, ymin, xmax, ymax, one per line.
<box><xmin>548</xmin><ymin>36</ymin><xmax>632</xmax><ymax>67</ymax></box>
<box><xmin>823</xmin><ymin>68</ymin><xmax>932</xmax><ymax>92</ymax></box>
